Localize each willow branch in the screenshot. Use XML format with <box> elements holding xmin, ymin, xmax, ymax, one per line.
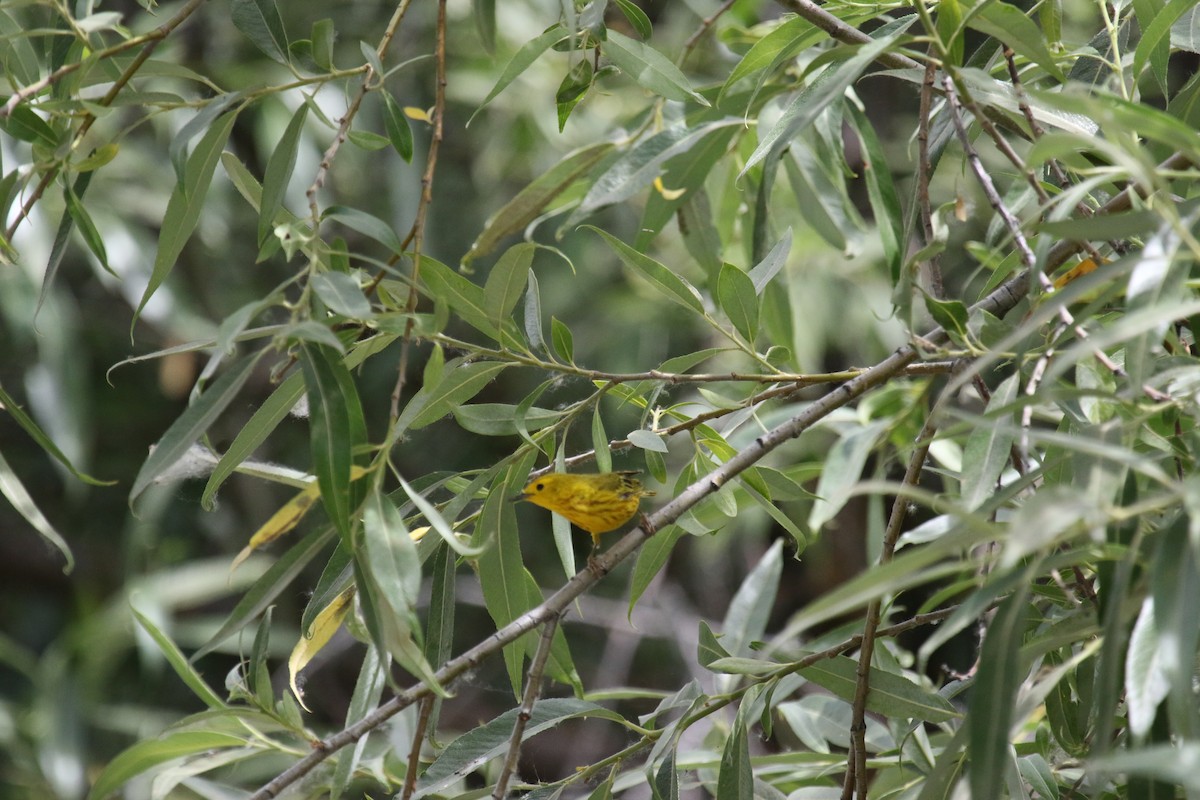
<box><xmin>390</xmin><ymin>0</ymin><xmax>447</xmax><ymax>420</ymax></box>
<box><xmin>843</xmin><ymin>411</ymin><xmax>939</xmax><ymax>800</ymax></box>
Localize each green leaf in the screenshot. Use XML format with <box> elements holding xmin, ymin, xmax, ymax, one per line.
<box><xmin>63</xmin><ymin>183</ymin><xmax>110</xmax><ymax>274</ymax></box>
<box><xmin>592</xmin><ymin>407</ymin><xmax>612</xmax><ymax>473</ymax></box>
<box><xmin>969</xmin><ymin>571</ymin><xmax>1034</xmax><ymax>800</ymax></box>
<box><xmin>717</xmin><ymin>263</ymin><xmax>759</xmax><ymax>342</ymax></box>
<box><xmin>628</xmin><ymin>429</ymin><xmax>668</xmax><ymax>453</ymax></box>
<box><xmin>629</xmin><ymin>524</ymin><xmax>685</xmax><ymax>616</ymax></box>
<box><xmin>808</xmin><ymin>420</ymin><xmax>888</xmax><ymax>531</ymax></box>
<box><xmin>961</xmin><ymin>375</ymin><xmax>1018</xmax><ymax>511</ymax></box>
<box><xmin>312</xmin><ymin>271</ymin><xmax>372</xmax><ymax>318</ymax></box>
<box><xmin>412</xmin><ymin>699</ymin><xmax>622</xmax><ymax>799</ymax></box>
<box><xmin>0</xmin><ymin>384</ymin><xmax>111</xmax><ymax>486</ymax></box>
<box><xmin>747</xmin><ymin>230</ymin><xmax>791</xmax><ymax>295</ymax></box>
<box><xmin>937</xmin><ymin>0</ymin><xmax>965</xmax><ymax>66</ymax></box>
<box><xmin>324</xmin><ymin>205</ymin><xmax>405</xmax><ymax>254</ymax></box>
<box><xmin>551</xmin><ymin>316</ymin><xmax>573</xmax><ymax>362</ymax></box>
<box><xmin>311</xmin><ymin>18</ymin><xmax>334</xmax><ymax>70</ymax></box>
<box><xmin>0</xmin><ymin>104</ymin><xmax>58</xmax><ymax>146</ymax></box>
<box><xmin>231</xmin><ymin>0</ymin><xmax>290</xmax><ymax>64</ymax></box>
<box><xmin>135</xmin><ymin>111</ymin><xmax>238</xmax><ymax>326</ymax></box>
<box><xmin>966</xmin><ymin>2</ymin><xmax>1065</xmax><ymax>81</ymax></box>
<box><xmin>193</xmin><ymin>526</ymin><xmax>335</xmax><ymax>661</ymax></box>
<box><xmin>586</xmin><ymin>226</ymin><xmax>704</xmax><ymax>314</ymax></box>
<box><xmin>798</xmin><ymin>654</ymin><xmax>961</xmax><ymax>723</ymax></box>
<box><xmin>716</xmin><ymin>721</ymin><xmax>752</xmax><ymax>800</ymax></box>
<box><xmin>1132</xmin><ymin>0</ymin><xmax>1172</xmax><ymax>94</ymax></box>
<box><xmin>484</xmin><ymin>242</ymin><xmax>534</xmax><ymax>331</ymax></box>
<box><xmin>469</xmin><ymin>25</ymin><xmax>566</xmax><ymax>126</ymax></box>
<box><xmin>742</xmin><ymin>27</ymin><xmax>908</xmax><ymax>175</ymax></box>
<box><xmin>299</xmin><ymin>343</ymin><xmax>360</xmax><ymax>541</ymax></box>
<box><xmin>847</xmin><ymin>103</ymin><xmax>903</xmax><ymax>283</ymax></box>
<box><xmin>719</xmin><ymin>16</ymin><xmax>818</xmax><ymax>102</ymax></box>
<box><xmin>202</xmin><ymin>371</ymin><xmax>304</xmax><ymax>508</ymax></box>
<box><xmin>556</xmin><ymin>57</ymin><xmax>593</xmax><ymax>132</ymax></box>
<box><xmin>614</xmin><ymin>0</ymin><xmax>653</xmax><ymax>38</ymax></box>
<box><xmin>382</xmin><ymin>91</ymin><xmax>414</xmax><ymax>162</ymax></box>
<box><xmin>421</xmin><ymin>256</ymin><xmax>507</xmax><ymax>342</ymax></box>
<box><xmin>576</xmin><ymin>120</ymin><xmax>740</xmax><ymax>219</ymax></box>
<box><xmin>474</xmin><ymin>0</ymin><xmax>496</xmax><ymax>52</ymax></box>
<box><xmin>0</xmin><ymin>447</ymin><xmax>74</xmax><ymax>572</ymax></box>
<box><xmin>475</xmin><ymin>474</ymin><xmax>535</xmax><ymax>697</ymax></box>
<box><xmin>721</xmin><ymin>540</ymin><xmax>782</xmax><ymax>657</ymax></box>
<box><xmin>355</xmin><ymin>489</ymin><xmax>446</xmax><ymax>692</ymax></box>
<box><xmin>464</xmin><ymin>142</ymin><xmax>613</xmax><ymax>263</ymax></box>
<box><xmin>925</xmin><ymin>295</ymin><xmax>970</xmax><ymax>342</ymax></box>
<box><xmin>130</xmin><ymin>353</ymin><xmax>261</xmax><ymax>503</ymax></box>
<box><xmin>698</xmin><ymin>620</ymin><xmax>732</xmax><ymax>668</ymax></box>
<box><xmin>258</xmin><ymin>102</ymin><xmax>308</xmax><ymax>246</ymax></box>
<box><xmin>604</xmin><ymin>30</ymin><xmax>709</xmax><ymax>106</ymax></box>
<box><xmin>401</xmin><ymin>361</ymin><xmax>510</xmax><ymax>432</ymax></box>
<box><xmin>132</xmin><ymin>607</ymin><xmax>225</xmax><ymax>709</ymax></box>
<box><xmin>86</xmin><ymin>731</ymin><xmax>247</xmax><ymax>800</ymax></box>
<box><xmin>452</xmin><ymin>403</ymin><xmax>559</xmax><ymax>436</ymax></box>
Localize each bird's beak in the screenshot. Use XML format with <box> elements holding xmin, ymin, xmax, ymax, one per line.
<box><xmin>510</xmin><ymin>491</ymin><xmax>530</xmax><ymax>503</ymax></box>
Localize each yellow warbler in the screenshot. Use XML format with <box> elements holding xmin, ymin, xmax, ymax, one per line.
<box><xmin>515</xmin><ymin>471</ymin><xmax>656</xmax><ymax>549</ymax></box>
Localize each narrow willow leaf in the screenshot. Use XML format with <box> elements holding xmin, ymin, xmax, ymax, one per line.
<box><xmin>475</xmin><ymin>474</ymin><xmax>535</xmax><ymax>697</ymax></box>
<box><xmin>311</xmin><ymin>18</ymin><xmax>334</xmax><ymax>70</ymax></box>
<box><xmin>298</xmin><ymin>343</ymin><xmax>356</xmax><ymax>540</ymax></box>
<box><xmin>132</xmin><ymin>607</ymin><xmax>225</xmax><ymax>709</ymax></box>
<box><xmin>524</xmin><ymin>268</ymin><xmax>544</xmax><ymax>349</ymax></box>
<box><xmin>576</xmin><ymin>120</ymin><xmax>739</xmax><ymax>219</ymax></box>
<box><xmin>331</xmin><ymin>645</ymin><xmax>386</xmax><ymax>798</ymax></box>
<box><xmin>586</xmin><ymin>226</ymin><xmax>704</xmax><ymax>313</ymax></box>
<box><xmin>969</xmin><ymin>572</ymin><xmax>1034</xmax><ymax>800</ymax></box>
<box><xmin>798</xmin><ymin>654</ymin><xmax>960</xmax><ymax>723</ymax></box>
<box><xmin>604</xmin><ymin>30</ymin><xmax>709</xmax><ymax>105</ymax></box>
<box><xmin>628</xmin><ymin>429</ymin><xmax>668</xmax><ymax>453</ymax></box>
<box><xmin>453</xmin><ymin>403</ymin><xmax>559</xmax><ymax>437</ymax></box>
<box><xmin>474</xmin><ymin>0</ymin><xmax>496</xmax><ymax>52</ymax></box>
<box><xmin>63</xmin><ymin>180</ymin><xmax>111</xmax><ymax>275</ymax></box>
<box><xmin>397</xmin><ymin>473</ymin><xmax>485</xmax><ymax>557</ymax></box>
<box><xmin>716</xmin><ymin>721</ymin><xmax>752</xmax><ymax>799</ymax></box>
<box><xmin>961</xmin><ymin>375</ymin><xmax>1019</xmax><ymax>511</ymax></box>
<box><xmin>0</xmin><ymin>447</ymin><xmax>72</xmax><ymax>571</ymax></box>
<box><xmin>722</xmin><ymin>540</ymin><xmax>782</xmax><ymax>657</ymax></box>
<box><xmin>0</xmin><ymin>384</ymin><xmax>111</xmax><ymax>486</ymax></box>
<box><xmin>401</xmin><ymin>361</ymin><xmax>510</xmax><ymax>431</ymax></box>
<box><xmin>846</xmin><ymin>103</ymin><xmax>903</xmax><ymax>283</ymax></box>
<box><xmin>323</xmin><ymin>205</ymin><xmax>404</xmax><ymax>254</ymax></box>
<box><xmin>412</xmin><ymin>699</ymin><xmax>621</xmax><ymax>799</ymax></box>
<box><xmin>967</xmin><ymin>2</ymin><xmax>1065</xmax><ymax>81</ymax></box>
<box><xmin>193</xmin><ymin>526</ymin><xmax>336</xmax><ymax>661</ymax></box>
<box><xmin>747</xmin><ymin>230</ymin><xmax>791</xmax><ymax>295</ymax></box>
<box><xmin>85</xmin><ymin>731</ymin><xmax>246</xmax><ymax>800</ymax></box>
<box><xmin>382</xmin><ymin>91</ymin><xmax>414</xmax><ymax>162</ymax></box>
<box><xmin>629</xmin><ymin>525</ymin><xmax>686</xmax><ymax>616</ymax></box>
<box><xmin>130</xmin><ymin>353</ymin><xmax>261</xmax><ymax>503</ymax></box>
<box><xmin>937</xmin><ymin>0</ymin><xmax>965</xmax><ymax>66</ymax></box>
<box><xmin>202</xmin><ymin>370</ymin><xmax>304</xmax><ymax>508</ymax></box>
<box><xmin>420</xmin><ymin>256</ymin><xmax>505</xmax><ymax>341</ymax></box>
<box><xmin>231</xmin><ymin>0</ymin><xmax>289</xmax><ymax>64</ymax></box>
<box><xmin>592</xmin><ymin>407</ymin><xmax>612</xmax><ymax>473</ymax></box>
<box><xmin>719</xmin><ymin>16</ymin><xmax>815</xmax><ymax>101</ymax></box>
<box><xmin>551</xmin><ymin>316</ymin><xmax>573</xmax><ymax>362</ymax></box>
<box><xmin>1132</xmin><ymin>0</ymin><xmax>1173</xmax><ymax>93</ymax></box>
<box><xmin>808</xmin><ymin>420</ymin><xmax>888</xmax><ymax>531</ymax></box>
<box><xmin>742</xmin><ymin>27</ymin><xmax>907</xmax><ymax>175</ymax></box>
<box><xmin>468</xmin><ymin>25</ymin><xmax>566</xmax><ymax>126</ymax></box>
<box><xmin>135</xmin><ymin>111</ymin><xmax>237</xmax><ymax>325</ymax></box>
<box><xmin>312</xmin><ymin>271</ymin><xmax>371</xmax><ymax>318</ymax></box>
<box><xmin>484</xmin><ymin>242</ymin><xmax>534</xmax><ymax>331</ymax></box>
<box><xmin>717</xmin><ymin>262</ymin><xmax>759</xmax><ymax>342</ymax></box>
<box><xmin>257</xmin><ymin>102</ymin><xmax>308</xmax><ymax>245</ymax></box>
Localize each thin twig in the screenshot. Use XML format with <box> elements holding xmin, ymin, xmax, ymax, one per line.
<box><xmin>941</xmin><ymin>76</ymin><xmax>1036</xmax><ymax>270</ymax></box>
<box><xmin>680</xmin><ymin>0</ymin><xmax>738</xmax><ymax>62</ymax></box>
<box><xmin>916</xmin><ymin>60</ymin><xmax>943</xmax><ymax>298</ymax></box>
<box><xmin>843</xmin><ymin>411</ymin><xmax>939</xmax><ymax>800</ymax></box>
<box><xmin>400</xmin><ymin>695</ymin><xmax>435</xmax><ymax>800</ymax></box>
<box><xmin>492</xmin><ymin>613</ymin><xmax>563</xmax><ymax>799</ymax></box>
<box><xmin>306</xmin><ymin>0</ymin><xmax>415</xmax><ymax>226</ymax></box>
<box><xmin>390</xmin><ymin>0</ymin><xmax>448</xmax><ymax>421</ymax></box>
<box><xmin>1001</xmin><ymin>47</ymin><xmax>1072</xmax><ymax>190</ymax></box>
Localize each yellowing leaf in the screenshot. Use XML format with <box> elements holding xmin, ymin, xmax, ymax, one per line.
<box><xmin>404</xmin><ymin>106</ymin><xmax>432</xmax><ymax>123</ymax></box>
<box><xmin>653</xmin><ymin>176</ymin><xmax>686</xmax><ymax>200</ymax></box>
<box><xmin>231</xmin><ymin>465</ymin><xmax>370</xmax><ymax>573</ymax></box>
<box><xmin>288</xmin><ymin>586</ymin><xmax>356</xmax><ymax>710</ymax></box>
<box><xmin>1053</xmin><ymin>257</ymin><xmax>1102</xmax><ymax>289</ymax></box>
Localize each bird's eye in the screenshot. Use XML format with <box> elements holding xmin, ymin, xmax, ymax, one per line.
<box><xmin>535</xmin><ymin>482</ymin><xmax>544</xmax><ymax>491</ymax></box>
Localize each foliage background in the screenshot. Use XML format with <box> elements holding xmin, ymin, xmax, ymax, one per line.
<box><xmin>2</xmin><ymin>0</ymin><xmax>1200</xmax><ymax>798</ymax></box>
